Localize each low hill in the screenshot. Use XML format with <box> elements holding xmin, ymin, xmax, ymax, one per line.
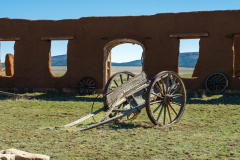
<box><xmin>112</xmin><ymin>60</ymin><xmax>142</xmax><ymax>66</ymax></box>
<box><xmin>179</xmin><ymin>52</ymin><xmax>199</xmax><ymax>68</ymax></box>
<box><xmin>51</xmin><ymin>55</ymin><xmax>67</xmax><ymax>66</ymax></box>
<box><xmin>1</xmin><ymin>52</ymin><xmax>199</xmax><ymax>68</ymax></box>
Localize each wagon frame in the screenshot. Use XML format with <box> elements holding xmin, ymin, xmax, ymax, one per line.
<box><xmin>56</xmin><ymin>70</ymin><xmax>187</xmax><ymax>131</ymax></box>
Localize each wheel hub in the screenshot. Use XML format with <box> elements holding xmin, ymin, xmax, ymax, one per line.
<box><xmin>213</xmin><ymin>81</ymin><xmax>219</xmax><ymax>85</ymax></box>
<box><xmin>163</xmin><ymin>94</ymin><xmax>172</xmax><ymax>105</ymax></box>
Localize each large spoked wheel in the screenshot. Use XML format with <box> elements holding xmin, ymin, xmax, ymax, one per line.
<box><xmin>78</xmin><ymin>77</ymin><xmax>96</xmax><ymax>95</ymax></box>
<box><xmin>205</xmin><ymin>72</ymin><xmax>228</xmax><ymax>94</ymax></box>
<box><xmin>145</xmin><ymin>71</ymin><xmax>187</xmax><ymax>126</ymax></box>
<box><xmin>103</xmin><ymin>71</ymin><xmax>140</xmax><ymax>120</ymax></box>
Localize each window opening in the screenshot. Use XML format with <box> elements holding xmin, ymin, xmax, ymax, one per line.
<box><xmin>50</xmin><ymin>40</ymin><xmax>68</xmax><ymax>77</ymax></box>
<box><xmin>0</xmin><ymin>41</ymin><xmax>15</xmax><ymax>77</ymax></box>
<box><xmin>179</xmin><ymin>39</ymin><xmax>200</xmax><ymax>78</ymax></box>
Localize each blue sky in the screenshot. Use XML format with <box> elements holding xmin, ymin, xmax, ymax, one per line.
<box><xmin>0</xmin><ymin>0</ymin><xmax>239</xmax><ymax>62</ymax></box>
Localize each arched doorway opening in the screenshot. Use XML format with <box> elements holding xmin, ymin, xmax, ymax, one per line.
<box><xmin>103</xmin><ymin>39</ymin><xmax>146</xmax><ymax>87</ymax></box>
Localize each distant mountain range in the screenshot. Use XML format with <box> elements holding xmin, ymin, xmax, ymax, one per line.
<box><xmin>179</xmin><ymin>52</ymin><xmax>199</xmax><ymax>68</ymax></box>
<box><xmin>112</xmin><ymin>60</ymin><xmax>142</xmax><ymax>66</ymax></box>
<box><xmin>1</xmin><ymin>52</ymin><xmax>199</xmax><ymax>68</ymax></box>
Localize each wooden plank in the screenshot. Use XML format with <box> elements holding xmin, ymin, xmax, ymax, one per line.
<box><xmin>100</xmin><ymin>96</ymin><xmax>121</xmax><ymax>122</ymax></box>
<box><xmin>78</xmin><ymin>103</ymin><xmax>146</xmax><ymax>131</ymax></box>
<box><xmin>55</xmin><ymin>106</ymin><xmax>106</xmax><ymax>128</ymax></box>
<box><xmin>105</xmin><ymin>72</ymin><xmax>147</xmax><ymax>105</ymax></box>
<box><xmin>0</xmin><ymin>38</ymin><xmax>20</xmax><ymax>41</ymax></box>
<box><xmin>41</xmin><ymin>35</ymin><xmax>74</xmax><ymax>40</ymax></box>
<box><xmin>169</xmin><ymin>32</ymin><xmax>208</xmax><ymax>38</ymax></box>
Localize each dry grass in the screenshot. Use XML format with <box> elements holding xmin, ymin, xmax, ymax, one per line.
<box><xmin>0</xmin><ymin>92</ymin><xmax>240</xmax><ymax>159</ymax></box>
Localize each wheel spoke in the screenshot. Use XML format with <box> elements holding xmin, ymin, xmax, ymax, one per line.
<box><xmin>157</xmin><ymin>104</ymin><xmax>164</xmax><ymax>122</ymax></box>
<box><xmin>170</xmin><ymin>83</ymin><xmax>180</xmax><ymax>95</ymax></box>
<box><xmin>152</xmin><ymin>102</ymin><xmax>163</xmax><ymax>114</ymax></box>
<box><xmin>88</xmin><ymin>79</ymin><xmax>93</xmax><ymax>85</ymax></box>
<box><xmin>218</xmin><ymin>81</ymin><xmax>226</xmax><ymax>84</ymax></box>
<box><xmin>210</xmin><ymin>75</ymin><xmax>216</xmax><ymax>81</ymax></box>
<box><xmin>151</xmin><ymin>92</ymin><xmax>162</xmax><ymax>98</ymax></box>
<box><xmin>113</xmin><ymin>80</ymin><xmax>118</xmax><ymax>87</ymax></box>
<box><xmin>211</xmin><ymin>86</ymin><xmax>215</xmax><ymax>92</ymax></box>
<box><xmin>216</xmin><ymin>85</ymin><xmax>222</xmax><ymax>91</ymax></box>
<box><xmin>218</xmin><ymin>84</ymin><xmax>225</xmax><ymax>87</ymax></box>
<box><xmin>218</xmin><ymin>77</ymin><xmax>225</xmax><ymax>82</ymax></box>
<box><xmin>120</xmin><ymin>74</ymin><xmax>123</xmax><ymax>84</ymax></box>
<box><xmin>171</xmin><ymin>101</ymin><xmax>182</xmax><ymax>107</ymax></box>
<box><xmin>150</xmin><ymin>100</ymin><xmax>163</xmax><ymax>105</ymax></box>
<box><xmin>208</xmin><ymin>85</ymin><xmax>214</xmax><ymax>90</ymax></box>
<box><xmin>207</xmin><ymin>83</ymin><xmax>214</xmax><ymax>85</ymax></box>
<box><xmin>168</xmin><ymin>77</ymin><xmax>176</xmax><ymax>94</ymax></box>
<box><xmin>168</xmin><ymin>103</ymin><xmax>178</xmax><ymax>116</ymax></box>
<box><xmin>166</xmin><ymin>105</ymin><xmax>172</xmax><ymax>123</ymax></box>
<box><xmin>166</xmin><ymin>74</ymin><xmax>170</xmax><ymax>94</ymax></box>
<box><xmin>161</xmin><ymin>76</ymin><xmax>166</xmax><ymax>95</ymax></box>
<box><xmin>172</xmin><ymin>94</ymin><xmax>183</xmax><ymax>99</ymax></box>
<box><xmin>155</xmin><ymin>82</ymin><xmax>164</xmax><ymax>96</ymax></box>
<box><xmin>79</xmin><ymin>82</ymin><xmax>84</xmax><ymax>86</ymax></box>
<box><xmin>163</xmin><ymin>104</ymin><xmax>166</xmax><ymax>125</ymax></box>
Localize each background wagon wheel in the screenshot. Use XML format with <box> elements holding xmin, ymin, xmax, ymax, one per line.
<box><xmin>78</xmin><ymin>77</ymin><xmax>96</xmax><ymax>95</ymax></box>
<box><xmin>103</xmin><ymin>71</ymin><xmax>140</xmax><ymax>120</ymax></box>
<box><xmin>205</xmin><ymin>72</ymin><xmax>228</xmax><ymax>94</ymax></box>
<box><xmin>145</xmin><ymin>71</ymin><xmax>187</xmax><ymax>126</ymax></box>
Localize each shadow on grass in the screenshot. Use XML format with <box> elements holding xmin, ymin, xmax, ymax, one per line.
<box><xmin>107</xmin><ymin>121</ymin><xmax>153</xmax><ymax>130</ymax></box>
<box><xmin>0</xmin><ymin>91</ymin><xmax>103</xmax><ymax>102</ymax></box>
<box><xmin>1</xmin><ymin>91</ymin><xmax>240</xmax><ymax>105</ymax></box>
<box><xmin>187</xmin><ymin>93</ymin><xmax>240</xmax><ymax>105</ymax></box>
<box><xmin>74</xmin><ymin>120</ymin><xmax>154</xmax><ymax>131</ymax></box>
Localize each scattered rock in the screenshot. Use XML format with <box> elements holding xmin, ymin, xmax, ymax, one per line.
<box><xmin>1</xmin><ymin>149</ymin><xmax>49</xmax><ymax>160</ymax></box>
<box><xmin>0</xmin><ymin>154</ymin><xmax>15</xmax><ymax>160</ymax></box>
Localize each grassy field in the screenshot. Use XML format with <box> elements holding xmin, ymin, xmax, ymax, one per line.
<box><xmin>0</xmin><ymin>92</ymin><xmax>240</xmax><ymax>159</ymax></box>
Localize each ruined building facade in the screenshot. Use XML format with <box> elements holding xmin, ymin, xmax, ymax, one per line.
<box><xmin>1</xmin><ymin>10</ymin><xmax>240</xmax><ymax>92</ymax></box>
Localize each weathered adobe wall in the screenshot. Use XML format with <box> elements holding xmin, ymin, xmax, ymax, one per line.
<box><xmin>0</xmin><ymin>10</ymin><xmax>240</xmax><ymax>91</ymax></box>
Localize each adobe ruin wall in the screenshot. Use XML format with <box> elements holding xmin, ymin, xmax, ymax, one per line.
<box><xmin>1</xmin><ymin>10</ymin><xmax>240</xmax><ymax>92</ymax></box>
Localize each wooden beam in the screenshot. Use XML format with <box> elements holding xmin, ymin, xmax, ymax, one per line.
<box><xmin>170</xmin><ymin>32</ymin><xmax>208</xmax><ymax>38</ymax></box>
<box><xmin>41</xmin><ymin>35</ymin><xmax>74</xmax><ymax>40</ymax></box>
<box><xmin>0</xmin><ymin>38</ymin><xmax>20</xmax><ymax>41</ymax></box>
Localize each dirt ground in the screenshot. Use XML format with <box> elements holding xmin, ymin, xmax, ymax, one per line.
<box><xmin>50</xmin><ymin>66</ymin><xmax>194</xmax><ymax>75</ymax></box>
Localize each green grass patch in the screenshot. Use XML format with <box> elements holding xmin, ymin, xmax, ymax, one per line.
<box><xmin>180</xmin><ymin>73</ymin><xmax>193</xmax><ymax>77</ymax></box>
<box><xmin>0</xmin><ymin>92</ymin><xmax>239</xmax><ymax>159</ymax></box>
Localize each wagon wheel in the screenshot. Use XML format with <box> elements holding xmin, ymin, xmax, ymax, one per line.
<box><xmin>145</xmin><ymin>71</ymin><xmax>186</xmax><ymax>126</ymax></box>
<box><xmin>205</xmin><ymin>72</ymin><xmax>228</xmax><ymax>94</ymax></box>
<box><xmin>103</xmin><ymin>71</ymin><xmax>140</xmax><ymax>120</ymax></box>
<box><xmin>78</xmin><ymin>77</ymin><xmax>96</xmax><ymax>95</ymax></box>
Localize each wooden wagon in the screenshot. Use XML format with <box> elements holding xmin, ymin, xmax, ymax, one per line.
<box><xmin>56</xmin><ymin>71</ymin><xmax>187</xmax><ymax>131</ymax></box>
